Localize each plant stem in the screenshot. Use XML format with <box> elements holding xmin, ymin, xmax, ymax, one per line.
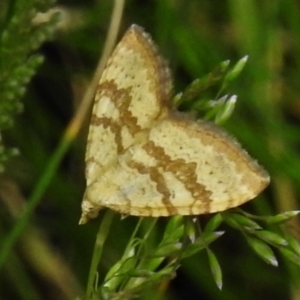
<box><xmin>0</xmin><ymin>136</ymin><xmax>71</xmax><ymax>270</ymax></box>
<box><xmin>85</xmin><ymin>210</ymin><xmax>114</xmax><ymax>299</ymax></box>
<box><xmin>0</xmin><ymin>0</ymin><xmax>125</xmax><ymax>271</ymax></box>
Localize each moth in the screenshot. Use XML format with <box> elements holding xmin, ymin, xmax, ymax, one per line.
<box><xmin>80</xmin><ymin>24</ymin><xmax>269</xmax><ymax>224</ymax></box>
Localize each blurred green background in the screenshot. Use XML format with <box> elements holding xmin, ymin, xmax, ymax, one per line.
<box><xmin>1</xmin><ymin>0</ymin><xmax>300</xmax><ymax>299</ymax></box>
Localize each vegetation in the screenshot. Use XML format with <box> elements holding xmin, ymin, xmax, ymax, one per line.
<box><xmin>1</xmin><ymin>1</ymin><xmax>300</xmax><ymax>299</ymax></box>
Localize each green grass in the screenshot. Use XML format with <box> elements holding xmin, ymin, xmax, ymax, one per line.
<box><xmin>1</xmin><ymin>0</ymin><xmax>300</xmax><ymax>299</ymax></box>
